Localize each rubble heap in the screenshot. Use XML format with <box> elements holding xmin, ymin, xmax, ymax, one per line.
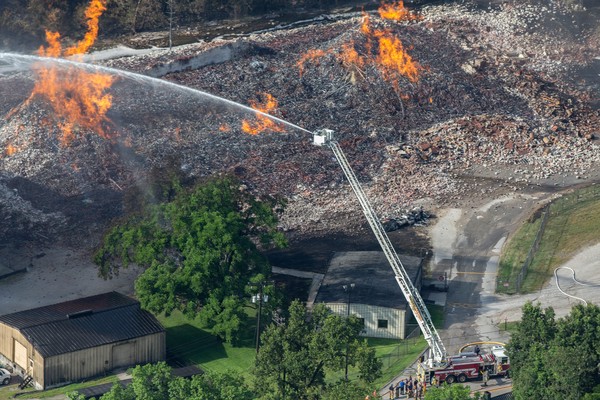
<box><xmin>0</xmin><ymin>2</ymin><xmax>598</xmax><ymax>242</ymax></box>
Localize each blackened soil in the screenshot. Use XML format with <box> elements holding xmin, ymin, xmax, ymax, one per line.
<box><xmin>266</xmin><ymin>224</ymin><xmax>431</xmax><ymax>275</ymax></box>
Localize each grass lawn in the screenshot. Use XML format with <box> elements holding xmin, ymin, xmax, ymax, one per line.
<box><xmin>498</xmin><ymin>320</ymin><xmax>520</xmax><ymax>335</ymax></box>
<box><xmin>162</xmin><ymin>304</ymin><xmax>444</xmax><ymax>389</ymax></box>
<box><xmin>158</xmin><ymin>308</ymin><xmax>257</xmax><ymax>379</ymax></box>
<box><xmin>497</xmin><ymin>185</ymin><xmax>600</xmax><ymax>294</ymax></box>
<box><xmin>0</xmin><ymin>375</ymin><xmax>119</xmax><ymax>400</ymax></box>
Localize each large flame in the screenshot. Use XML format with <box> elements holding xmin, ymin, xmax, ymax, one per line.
<box><xmin>65</xmin><ymin>0</ymin><xmax>107</xmax><ymax>56</ymax></box>
<box><xmin>241</xmin><ymin>93</ymin><xmax>285</xmax><ymax>135</ymax></box>
<box><xmin>374</xmin><ymin>30</ymin><xmax>419</xmax><ymax>83</ymax></box>
<box><xmin>29</xmin><ymin>0</ymin><xmax>113</xmax><ymax>146</ymax></box>
<box><xmin>298</xmin><ymin>10</ymin><xmax>419</xmax><ymax>85</ymax></box>
<box><xmin>378</xmin><ymin>0</ymin><xmax>420</xmax><ymax>22</ymax></box>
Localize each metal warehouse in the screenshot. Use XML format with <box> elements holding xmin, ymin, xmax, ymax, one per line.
<box><xmin>315</xmin><ymin>251</ymin><xmax>423</xmax><ymax>340</ymax></box>
<box><xmin>0</xmin><ymin>291</ymin><xmax>165</xmax><ymax>389</ymax></box>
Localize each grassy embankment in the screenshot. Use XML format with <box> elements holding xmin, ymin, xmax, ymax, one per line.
<box><xmin>497</xmin><ymin>184</ymin><xmax>600</xmax><ymax>294</ymax></box>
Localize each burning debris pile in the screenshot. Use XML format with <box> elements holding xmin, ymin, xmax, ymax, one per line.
<box><xmin>0</xmin><ymin>1</ymin><xmax>599</xmax><ymax>242</ymax></box>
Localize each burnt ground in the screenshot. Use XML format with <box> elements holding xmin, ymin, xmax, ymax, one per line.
<box><xmin>266</xmin><ymin>224</ymin><xmax>431</xmax><ymax>305</ymax></box>
<box><xmin>267</xmin><ymin>225</ymin><xmax>431</xmax><ymax>274</ymax></box>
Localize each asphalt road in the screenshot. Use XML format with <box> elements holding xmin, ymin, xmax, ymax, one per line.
<box><xmin>432</xmin><ymin>191</ymin><xmax>544</xmax><ymax>353</ymax></box>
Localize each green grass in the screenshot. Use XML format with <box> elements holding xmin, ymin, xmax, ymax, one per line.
<box><xmin>498</xmin><ymin>320</ymin><xmax>520</xmax><ymax>335</ymax></box>
<box><xmin>162</xmin><ymin>304</ymin><xmax>445</xmax><ymax>390</ymax></box>
<box><xmin>497</xmin><ymin>215</ymin><xmax>542</xmax><ymax>294</ymax></box>
<box><xmin>158</xmin><ymin>308</ymin><xmax>257</xmax><ymax>379</ymax></box>
<box><xmin>0</xmin><ymin>375</ymin><xmax>119</xmax><ymax>400</ymax></box>
<box><xmin>497</xmin><ymin>185</ymin><xmax>600</xmax><ymax>294</ymax></box>
<box><xmin>0</xmin><ymin>303</ymin><xmax>443</xmax><ymax>399</ymax></box>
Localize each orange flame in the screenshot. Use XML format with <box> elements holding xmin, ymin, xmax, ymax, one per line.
<box><xmin>361</xmin><ymin>13</ymin><xmax>372</xmax><ymax>36</ymax></box>
<box><xmin>65</xmin><ymin>0</ymin><xmax>107</xmax><ymax>56</ymax></box>
<box><xmin>338</xmin><ymin>42</ymin><xmax>366</xmax><ymax>69</ymax></box>
<box><xmin>241</xmin><ymin>93</ymin><xmax>285</xmax><ymax>135</ymax></box>
<box><xmin>219</xmin><ymin>124</ymin><xmax>231</xmax><ymax>132</ymax></box>
<box><xmin>5</xmin><ymin>144</ymin><xmax>18</xmax><ymax>156</ymax></box>
<box><xmin>296</xmin><ymin>49</ymin><xmax>329</xmax><ymax>77</ymax></box>
<box><xmin>374</xmin><ymin>30</ymin><xmax>419</xmax><ymax>83</ymax></box>
<box><xmin>378</xmin><ymin>1</ymin><xmax>420</xmax><ymax>22</ymax></box>
<box><xmin>30</xmin><ymin>0</ymin><xmax>113</xmax><ymax>145</ymax></box>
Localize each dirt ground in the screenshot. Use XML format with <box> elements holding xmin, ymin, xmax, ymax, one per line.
<box><xmin>0</xmin><ymin>243</ymin><xmax>141</xmax><ymax>314</ymax></box>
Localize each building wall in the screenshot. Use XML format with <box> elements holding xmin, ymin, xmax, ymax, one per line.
<box><xmin>0</xmin><ymin>322</ymin><xmax>36</xmax><ymax>375</ymax></box>
<box><xmin>0</xmin><ymin>322</ymin><xmax>166</xmax><ymax>390</ymax></box>
<box><xmin>43</xmin><ymin>332</ymin><xmax>166</xmax><ymax>389</ymax></box>
<box><xmin>325</xmin><ymin>303</ymin><xmax>408</xmax><ymax>339</ymax></box>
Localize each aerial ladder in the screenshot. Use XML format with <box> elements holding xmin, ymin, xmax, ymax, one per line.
<box><xmin>313</xmin><ymin>129</ymin><xmax>447</xmax><ymax>368</ymax></box>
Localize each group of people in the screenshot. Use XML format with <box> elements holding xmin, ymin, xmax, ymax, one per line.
<box><xmin>388</xmin><ymin>375</ymin><xmax>428</xmax><ymax>399</ymax></box>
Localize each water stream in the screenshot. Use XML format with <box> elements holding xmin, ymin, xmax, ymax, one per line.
<box><xmin>0</xmin><ymin>52</ymin><xmax>312</xmax><ymax>136</ymax></box>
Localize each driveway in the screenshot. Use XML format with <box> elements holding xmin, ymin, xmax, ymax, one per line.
<box><xmin>430</xmin><ymin>188</ymin><xmax>600</xmax><ymax>354</ymax></box>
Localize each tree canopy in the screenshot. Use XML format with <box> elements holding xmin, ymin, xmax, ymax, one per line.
<box><xmin>94</xmin><ymin>175</ymin><xmax>286</xmax><ymax>343</ymax></box>
<box><xmin>68</xmin><ymin>362</ymin><xmax>255</xmax><ymax>400</ymax></box>
<box><xmin>507</xmin><ymin>301</ymin><xmax>600</xmax><ymax>400</ymax></box>
<box><xmin>423</xmin><ymin>384</ymin><xmax>484</xmax><ymax>400</ymax></box>
<box><xmin>254</xmin><ymin>300</ymin><xmax>382</xmax><ymax>399</ymax></box>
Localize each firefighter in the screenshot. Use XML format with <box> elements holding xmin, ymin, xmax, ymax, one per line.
<box><xmin>482</xmin><ymin>368</ymin><xmax>489</xmax><ymax>386</ymax></box>
<box><xmin>496</xmin><ymin>361</ymin><xmax>503</xmax><ymax>375</ymax></box>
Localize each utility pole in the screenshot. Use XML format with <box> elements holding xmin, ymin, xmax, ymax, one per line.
<box><xmin>251</xmin><ymin>281</ymin><xmax>270</xmax><ymax>353</ymax></box>
<box><xmin>343</xmin><ymin>282</ymin><xmax>355</xmax><ymax>380</ymax></box>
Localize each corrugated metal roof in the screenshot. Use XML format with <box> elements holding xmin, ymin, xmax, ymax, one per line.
<box><xmin>315</xmin><ymin>251</ymin><xmax>422</xmax><ymax>309</ymax></box>
<box><xmin>0</xmin><ymin>291</ymin><xmax>138</xmax><ymax>329</ymax></box>
<box><xmin>0</xmin><ymin>292</ymin><xmax>164</xmax><ymax>357</ymax></box>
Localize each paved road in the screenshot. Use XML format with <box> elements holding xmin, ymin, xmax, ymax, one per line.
<box><xmin>430</xmin><ymin>192</ymin><xmax>543</xmax><ymax>353</ymax></box>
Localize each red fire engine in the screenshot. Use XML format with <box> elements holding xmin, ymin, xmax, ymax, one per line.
<box><xmin>418</xmin><ymin>345</ymin><xmax>510</xmax><ymax>385</ymax></box>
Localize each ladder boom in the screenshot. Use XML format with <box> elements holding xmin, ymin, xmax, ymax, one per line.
<box><xmin>314</xmin><ymin>129</ymin><xmax>447</xmax><ymax>365</ymax></box>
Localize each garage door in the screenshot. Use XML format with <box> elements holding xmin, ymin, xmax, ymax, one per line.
<box><xmin>14</xmin><ymin>340</ymin><xmax>27</xmax><ymax>370</ymax></box>
<box><xmin>112</xmin><ymin>342</ymin><xmax>135</xmax><ymax>369</ymax></box>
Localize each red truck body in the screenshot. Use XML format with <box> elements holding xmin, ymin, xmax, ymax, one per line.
<box><xmin>419</xmin><ymin>346</ymin><xmax>510</xmax><ymax>385</ymax></box>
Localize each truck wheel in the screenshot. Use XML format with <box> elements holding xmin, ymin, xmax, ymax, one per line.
<box><xmin>458</xmin><ymin>374</ymin><xmax>467</xmax><ymax>383</ymax></box>
<box><xmin>2</xmin><ymin>378</ymin><xmax>8</xmax><ymax>385</ymax></box>
<box><xmin>445</xmin><ymin>375</ymin><xmax>456</xmax><ymax>384</ymax></box>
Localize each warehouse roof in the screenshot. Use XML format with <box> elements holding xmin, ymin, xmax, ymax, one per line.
<box><xmin>0</xmin><ymin>292</ymin><xmax>164</xmax><ymax>357</ymax></box>
<box><xmin>315</xmin><ymin>251</ymin><xmax>422</xmax><ymax>310</ymax></box>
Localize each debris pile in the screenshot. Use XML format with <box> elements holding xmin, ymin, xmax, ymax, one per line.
<box><xmin>0</xmin><ymin>2</ymin><xmax>598</xmax><ymax>241</ymax></box>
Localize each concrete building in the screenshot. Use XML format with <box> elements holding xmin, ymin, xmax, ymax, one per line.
<box><xmin>0</xmin><ymin>291</ymin><xmax>165</xmax><ymax>389</ymax></box>
<box><xmin>315</xmin><ymin>251</ymin><xmax>423</xmax><ymax>340</ymax></box>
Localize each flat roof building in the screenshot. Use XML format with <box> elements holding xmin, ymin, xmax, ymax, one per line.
<box><xmin>315</xmin><ymin>251</ymin><xmax>423</xmax><ymax>339</ymax></box>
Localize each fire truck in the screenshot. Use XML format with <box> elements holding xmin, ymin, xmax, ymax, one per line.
<box><xmin>312</xmin><ymin>129</ymin><xmax>510</xmax><ymax>384</ymax></box>
<box><xmin>419</xmin><ymin>345</ymin><xmax>510</xmax><ymax>384</ymax></box>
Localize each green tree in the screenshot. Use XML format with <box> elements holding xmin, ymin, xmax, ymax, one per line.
<box><xmin>254</xmin><ymin>301</ymin><xmax>382</xmax><ymax>399</ymax></box>
<box><xmin>94</xmin><ymin>175</ymin><xmax>286</xmax><ymax>343</ymax></box>
<box><xmin>322</xmin><ymin>380</ymin><xmax>369</xmax><ymax>400</ymax></box>
<box><xmin>69</xmin><ymin>362</ymin><xmax>256</xmax><ymax>400</ymax></box>
<box><xmin>507</xmin><ymin>302</ymin><xmax>600</xmax><ymax>400</ymax></box>
<box><xmin>424</xmin><ymin>384</ymin><xmax>483</xmax><ymax>400</ymax></box>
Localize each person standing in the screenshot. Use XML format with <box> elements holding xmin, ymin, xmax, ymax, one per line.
<box><xmin>399</xmin><ymin>379</ymin><xmax>405</xmax><ymax>396</ymax></box>
<box><xmin>483</xmin><ymin>368</ymin><xmax>489</xmax><ymax>386</ymax></box>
